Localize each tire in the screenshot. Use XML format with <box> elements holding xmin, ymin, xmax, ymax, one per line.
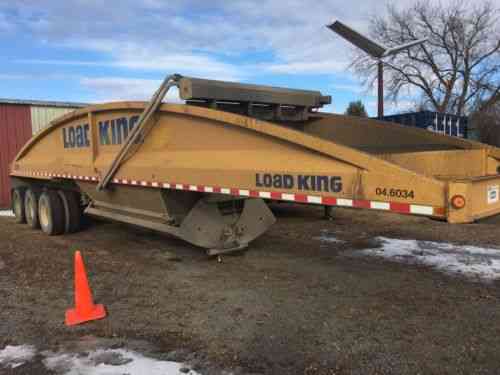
<box><xmin>57</xmin><ymin>190</ymin><xmax>82</xmax><ymax>233</ymax></box>
<box><xmin>11</xmin><ymin>188</ymin><xmax>26</xmax><ymax>224</ymax></box>
<box><xmin>38</xmin><ymin>191</ymin><xmax>66</xmax><ymax>236</ymax></box>
<box><xmin>24</xmin><ymin>189</ymin><xmax>41</xmax><ymax>229</ymax></box>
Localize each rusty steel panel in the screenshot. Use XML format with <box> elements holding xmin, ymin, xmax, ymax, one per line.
<box><xmin>0</xmin><ymin>104</ymin><xmax>32</xmax><ymax>208</ymax></box>
<box><xmin>30</xmin><ymin>106</ymin><xmax>78</xmax><ymax>134</ymax></box>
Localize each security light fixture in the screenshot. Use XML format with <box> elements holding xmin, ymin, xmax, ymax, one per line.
<box><xmin>327</xmin><ymin>20</ymin><xmax>427</xmax><ymax>118</ymax></box>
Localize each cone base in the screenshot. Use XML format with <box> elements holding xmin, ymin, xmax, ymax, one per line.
<box><xmin>65</xmin><ymin>304</ymin><xmax>107</xmax><ymax>326</ymax></box>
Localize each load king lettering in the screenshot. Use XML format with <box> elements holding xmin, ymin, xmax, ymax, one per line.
<box><xmin>256</xmin><ymin>173</ymin><xmax>342</xmax><ymax>193</ymax></box>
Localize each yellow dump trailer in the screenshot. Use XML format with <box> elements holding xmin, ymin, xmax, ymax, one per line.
<box><xmin>9</xmin><ymin>75</ymin><xmax>500</xmax><ymax>254</ymax></box>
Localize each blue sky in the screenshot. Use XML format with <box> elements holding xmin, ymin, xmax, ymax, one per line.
<box><xmin>0</xmin><ymin>0</ymin><xmax>431</xmax><ymax>115</ymax></box>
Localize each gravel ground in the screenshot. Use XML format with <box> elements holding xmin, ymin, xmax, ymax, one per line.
<box><xmin>1</xmin><ymin>203</ymin><xmax>500</xmax><ymax>374</ymax></box>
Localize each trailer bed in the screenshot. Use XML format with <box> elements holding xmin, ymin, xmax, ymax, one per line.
<box><xmin>9</xmin><ymin>77</ymin><xmax>500</xmax><ymax>250</ymax></box>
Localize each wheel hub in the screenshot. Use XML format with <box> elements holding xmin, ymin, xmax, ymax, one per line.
<box><xmin>39</xmin><ymin>199</ymin><xmax>49</xmax><ymax>228</ymax></box>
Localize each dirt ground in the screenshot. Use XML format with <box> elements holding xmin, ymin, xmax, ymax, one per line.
<box><xmin>1</xmin><ymin>203</ymin><xmax>500</xmax><ymax>374</ymax></box>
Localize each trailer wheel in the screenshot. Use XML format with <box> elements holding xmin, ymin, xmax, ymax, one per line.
<box><xmin>58</xmin><ymin>191</ymin><xmax>82</xmax><ymax>233</ymax></box>
<box><xmin>24</xmin><ymin>189</ymin><xmax>41</xmax><ymax>229</ymax></box>
<box><xmin>11</xmin><ymin>188</ymin><xmax>26</xmax><ymax>224</ymax></box>
<box><xmin>38</xmin><ymin>191</ymin><xmax>65</xmax><ymax>236</ymax></box>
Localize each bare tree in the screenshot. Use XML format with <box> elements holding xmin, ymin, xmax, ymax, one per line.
<box><xmin>352</xmin><ymin>0</ymin><xmax>500</xmax><ymax>116</ymax></box>
<box><xmin>470</xmin><ymin>102</ymin><xmax>500</xmax><ymax>145</ymax></box>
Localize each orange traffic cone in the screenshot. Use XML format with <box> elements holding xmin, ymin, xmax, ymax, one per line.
<box><xmin>65</xmin><ymin>251</ymin><xmax>106</xmax><ymax>326</ymax></box>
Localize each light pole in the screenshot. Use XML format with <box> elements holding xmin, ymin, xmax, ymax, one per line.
<box><xmin>327</xmin><ymin>20</ymin><xmax>427</xmax><ymax>119</ymax></box>
<box><xmin>378</xmin><ymin>60</ymin><xmax>384</xmax><ymax>118</ymax></box>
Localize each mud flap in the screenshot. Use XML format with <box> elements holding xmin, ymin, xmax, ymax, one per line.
<box><xmin>178</xmin><ymin>198</ymin><xmax>275</xmax><ymax>251</ymax></box>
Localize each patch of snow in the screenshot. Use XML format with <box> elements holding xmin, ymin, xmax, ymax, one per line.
<box><xmin>313</xmin><ymin>230</ymin><xmax>345</xmax><ymax>244</ymax></box>
<box><xmin>0</xmin><ymin>210</ymin><xmax>14</xmax><ymax>217</ymax></box>
<box><xmin>43</xmin><ymin>348</ymin><xmax>200</xmax><ymax>375</ymax></box>
<box><xmin>0</xmin><ymin>345</ymin><xmax>36</xmax><ymax>368</ymax></box>
<box><xmin>361</xmin><ymin>237</ymin><xmax>500</xmax><ymax>282</ymax></box>
<box><xmin>0</xmin><ymin>345</ymin><xmax>200</xmax><ymax>374</ymax></box>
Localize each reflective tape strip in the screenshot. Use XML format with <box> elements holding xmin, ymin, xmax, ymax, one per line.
<box><xmin>259</xmin><ymin>191</ymin><xmax>271</xmax><ymax>199</ymax></box>
<box><xmin>337</xmin><ymin>199</ymin><xmax>353</xmax><ymax>207</ymax></box>
<box><xmin>410</xmin><ymin>205</ymin><xmax>434</xmax><ymax>216</ymax></box>
<box><xmin>307</xmin><ymin>196</ymin><xmax>322</xmax><ymax>204</ymax></box>
<box><xmin>371</xmin><ymin>201</ymin><xmax>390</xmax><ymax>210</ymax></box>
<box><xmin>14</xmin><ymin>170</ymin><xmax>442</xmax><ymax>217</ymax></box>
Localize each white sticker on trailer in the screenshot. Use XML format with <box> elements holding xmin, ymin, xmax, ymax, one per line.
<box><xmin>487</xmin><ymin>185</ymin><xmax>499</xmax><ymax>204</ymax></box>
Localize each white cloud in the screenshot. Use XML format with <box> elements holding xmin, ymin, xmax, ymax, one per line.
<box><xmin>111</xmin><ymin>48</ymin><xmax>243</xmax><ymax>81</ymax></box>
<box><xmin>388</xmin><ymin>100</ymin><xmax>417</xmax><ymax>113</ymax></box>
<box><xmin>3</xmin><ymin>0</ymin><xmax>375</xmax><ymax>79</ymax></box>
<box><xmin>0</xmin><ymin>74</ymin><xmax>31</xmax><ymax>80</ymax></box>
<box><xmin>319</xmin><ymin>103</ymin><xmax>336</xmax><ymax>113</ymax></box>
<box><xmin>265</xmin><ymin>59</ymin><xmax>348</xmax><ymax>75</ymax></box>
<box><xmin>365</xmin><ymin>98</ymin><xmax>417</xmax><ymax>115</ymax></box>
<box><xmin>20</xmin><ymin>50</ymin><xmax>244</xmax><ymax>82</ymax></box>
<box><xmin>330</xmin><ymin>83</ymin><xmax>366</xmax><ymax>94</ymax></box>
<box><xmin>0</xmin><ymin>12</ymin><xmax>14</xmax><ymax>32</ymax></box>
<box><xmin>80</xmin><ymin>77</ymin><xmax>184</xmax><ymax>103</ymax></box>
<box><xmin>15</xmin><ymin>59</ymin><xmax>104</xmax><ymax>67</ymax></box>
<box><xmin>2</xmin><ymin>0</ymin><xmax>487</xmax><ymax>106</ymax></box>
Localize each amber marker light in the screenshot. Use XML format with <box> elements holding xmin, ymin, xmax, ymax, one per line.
<box><xmin>451</xmin><ymin>195</ymin><xmax>466</xmax><ymax>209</ymax></box>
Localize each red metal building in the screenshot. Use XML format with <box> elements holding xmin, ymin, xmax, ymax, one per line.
<box><xmin>0</xmin><ymin>99</ymin><xmax>87</xmax><ymax>208</ymax></box>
